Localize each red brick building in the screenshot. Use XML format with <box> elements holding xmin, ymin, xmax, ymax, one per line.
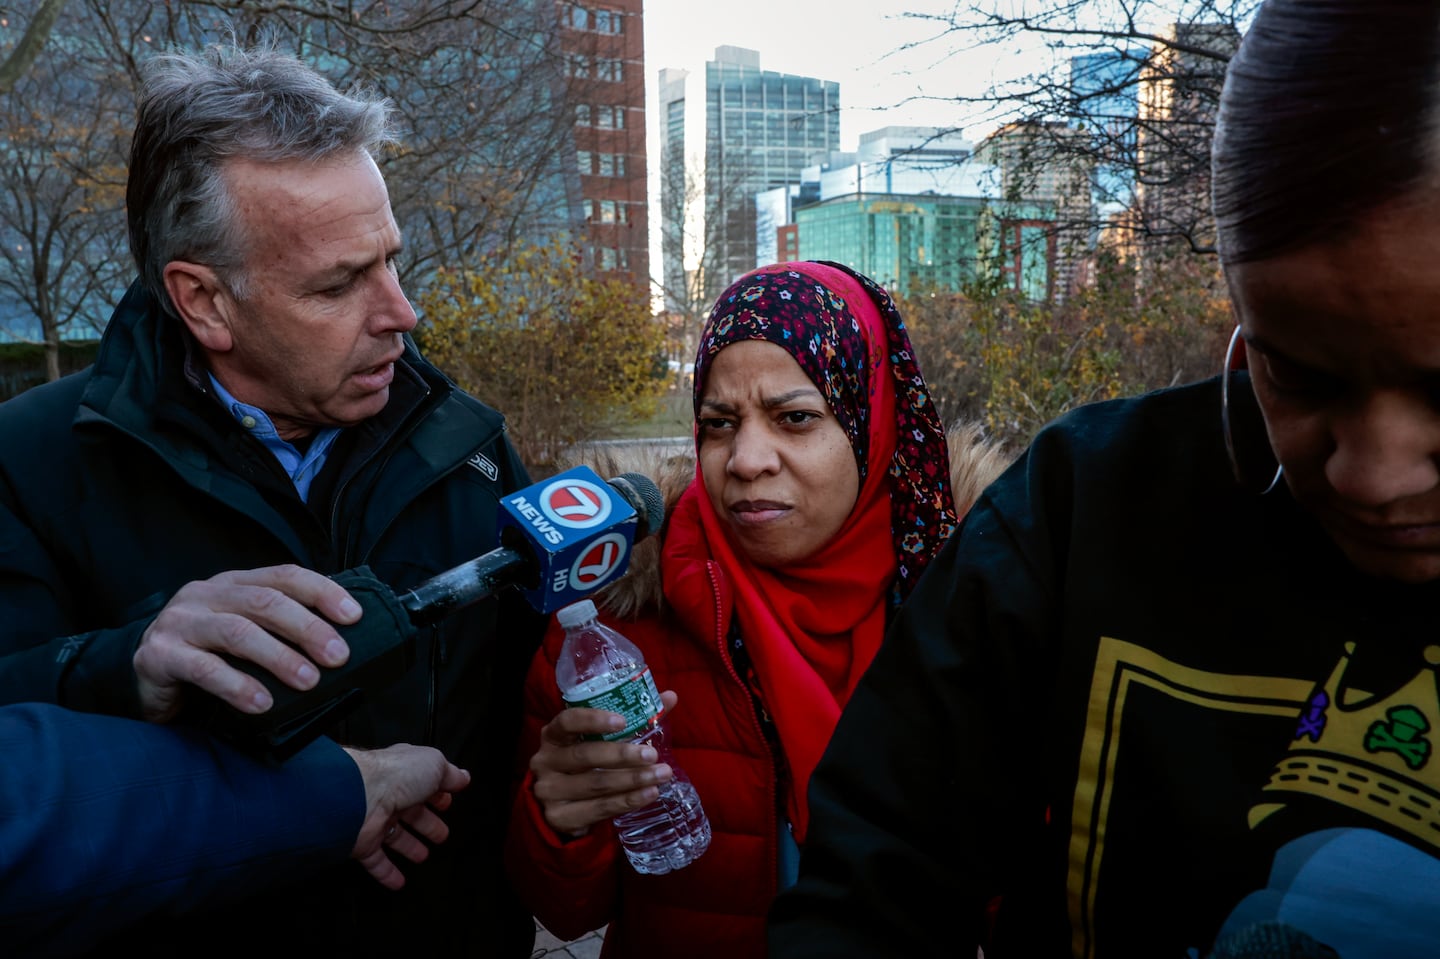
<box><xmin>561</xmin><ymin>0</ymin><xmax>649</xmax><ymax>293</ymax></box>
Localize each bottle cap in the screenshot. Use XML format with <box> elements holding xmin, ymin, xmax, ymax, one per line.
<box><xmin>556</xmin><ymin>599</ymin><xmax>598</xmax><ymax>630</ymax></box>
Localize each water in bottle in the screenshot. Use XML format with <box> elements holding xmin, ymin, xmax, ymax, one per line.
<box><xmin>555</xmin><ymin>599</ymin><xmax>711</xmax><ymax>875</ymax></box>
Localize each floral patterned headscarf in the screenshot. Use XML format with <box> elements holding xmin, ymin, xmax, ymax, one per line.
<box><xmin>678</xmin><ymin>260</ymin><xmax>956</xmax><ymax>843</ymax></box>
<box><xmin>693</xmin><ymin>260</ymin><xmax>956</xmax><ymax>602</ymax></box>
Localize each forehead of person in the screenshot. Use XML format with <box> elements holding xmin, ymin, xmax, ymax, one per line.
<box><xmin>169</xmin><ymin>149</ymin><xmax>415</xmax><ymax>442</ymax></box>
<box><xmin>692</xmin><ymin>264</ymin><xmax>895</xmax><ymax>570</ymax></box>
<box><xmin>1214</xmin><ymin>0</ymin><xmax>1440</xmax><ymax>582</ymax></box>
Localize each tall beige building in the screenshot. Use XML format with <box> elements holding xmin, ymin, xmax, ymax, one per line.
<box><xmin>1134</xmin><ymin>21</ymin><xmax>1240</xmax><ymax>261</ymax></box>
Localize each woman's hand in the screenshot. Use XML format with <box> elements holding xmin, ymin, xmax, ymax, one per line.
<box><xmin>529</xmin><ymin>690</ymin><xmax>679</xmax><ymax>838</ymax></box>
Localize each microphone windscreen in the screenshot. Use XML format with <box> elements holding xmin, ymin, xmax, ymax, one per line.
<box><xmin>606</xmin><ymin>472</ymin><xmax>665</xmax><ymax>540</ymax></box>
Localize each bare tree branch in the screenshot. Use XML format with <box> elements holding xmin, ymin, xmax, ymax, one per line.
<box><xmin>896</xmin><ymin>1</ymin><xmax>1256</xmax><ymax>262</ymax></box>
<box><xmin>0</xmin><ymin>0</ymin><xmax>594</xmax><ymax>379</ymax></box>
<box><xmin>0</xmin><ymin>0</ymin><xmax>67</xmax><ymax>94</ymax></box>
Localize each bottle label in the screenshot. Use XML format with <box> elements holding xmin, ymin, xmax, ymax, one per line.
<box><xmin>563</xmin><ymin>666</ymin><xmax>662</xmax><ymax>741</ymax></box>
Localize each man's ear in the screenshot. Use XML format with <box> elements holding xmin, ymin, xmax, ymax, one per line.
<box><xmin>163</xmin><ymin>261</ymin><xmax>234</xmax><ymax>353</ymax></box>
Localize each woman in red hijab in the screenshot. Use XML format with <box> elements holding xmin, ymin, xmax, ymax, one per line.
<box><xmin>504</xmin><ymin>261</ymin><xmax>986</xmax><ymax>957</ymax></box>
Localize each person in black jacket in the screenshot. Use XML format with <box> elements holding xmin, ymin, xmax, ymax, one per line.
<box><xmin>770</xmin><ymin>2</ymin><xmax>1440</xmax><ymax>957</ymax></box>
<box><xmin>0</xmin><ymin>40</ymin><xmax>544</xmax><ymax>956</ymax></box>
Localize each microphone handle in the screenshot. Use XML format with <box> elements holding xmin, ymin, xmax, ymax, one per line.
<box><xmin>396</xmin><ymin>545</ymin><xmax>532</xmax><ymax>625</ymax></box>
<box><xmin>208</xmin><ymin>537</ymin><xmax>539</xmax><ymax>761</ymax></box>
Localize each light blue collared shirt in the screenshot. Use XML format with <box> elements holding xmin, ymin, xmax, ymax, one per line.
<box><xmin>207</xmin><ymin>374</ymin><xmax>342</xmax><ymax>502</ymax></box>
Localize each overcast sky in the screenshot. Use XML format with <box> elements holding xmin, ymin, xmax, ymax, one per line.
<box><xmin>637</xmin><ymin>0</ymin><xmax>1049</xmax><ymax>294</ymax></box>
<box><xmin>641</xmin><ymin>0</ymin><xmax>1008</xmax><ymax>153</ymax></box>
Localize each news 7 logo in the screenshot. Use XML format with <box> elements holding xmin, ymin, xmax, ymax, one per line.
<box><xmin>538</xmin><ymin>477</ymin><xmax>613</xmax><ymax>529</ymax></box>
<box><xmin>563</xmin><ymin>533</ymin><xmax>631</xmax><ymax>590</ymax></box>
<box><xmin>537</xmin><ymin>478</ymin><xmax>630</xmax><ymax>591</ymax></box>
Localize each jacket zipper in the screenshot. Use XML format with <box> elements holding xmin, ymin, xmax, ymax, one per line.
<box><xmin>330</xmin><ymin>410</ymin><xmax>505</xmax><ymax>748</ymax></box>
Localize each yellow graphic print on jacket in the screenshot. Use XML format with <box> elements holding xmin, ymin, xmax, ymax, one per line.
<box><xmin>1071</xmin><ymin>637</ymin><xmax>1440</xmax><ymax>959</ymax></box>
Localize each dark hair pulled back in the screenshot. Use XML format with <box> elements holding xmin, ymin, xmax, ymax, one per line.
<box><xmin>1212</xmin><ymin>0</ymin><xmax>1440</xmax><ymax>264</ymax></box>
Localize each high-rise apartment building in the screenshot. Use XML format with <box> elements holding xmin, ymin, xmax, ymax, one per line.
<box><xmin>756</xmin><ymin>126</ymin><xmax>976</xmax><ymax>265</ymax></box>
<box><xmin>974</xmin><ymin>121</ymin><xmax>1093</xmax><ymax>300</ymax></box>
<box><xmin>755</xmin><ymin>126</ymin><xmax>1058</xmax><ymax>300</ymax></box>
<box><xmin>1070</xmin><ymin>49</ymin><xmax>1143</xmax><ymax>215</ymax></box>
<box><xmin>1135</xmin><ymin>22</ymin><xmax>1239</xmax><ymax>257</ymax></box>
<box><xmin>562</xmin><ymin>0</ymin><xmax>648</xmax><ymax>291</ymax></box>
<box><xmin>701</xmin><ymin>47</ymin><xmax>838</xmax><ymax>303</ymax></box>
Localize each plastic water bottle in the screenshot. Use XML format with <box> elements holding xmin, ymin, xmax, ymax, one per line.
<box><xmin>555</xmin><ymin>599</ymin><xmax>711</xmax><ymax>875</ymax></box>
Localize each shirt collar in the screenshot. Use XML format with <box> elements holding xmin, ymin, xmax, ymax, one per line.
<box><xmin>206</xmin><ymin>373</ymin><xmax>342</xmax><ymax>502</ymax></box>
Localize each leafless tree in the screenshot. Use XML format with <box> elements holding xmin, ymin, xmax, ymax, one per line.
<box><xmin>657</xmin><ymin>140</ymin><xmax>726</xmax><ymax>312</ymax></box>
<box><xmin>897</xmin><ymin>0</ymin><xmax>1255</xmax><ymax>261</ymax></box>
<box><xmin>0</xmin><ymin>2</ymin><xmax>131</xmax><ymax>378</ymax></box>
<box><xmin>654</xmin><ymin>138</ymin><xmax>759</xmax><ymax>373</ymax></box>
<box><xmin>0</xmin><ymin>0</ymin><xmax>67</xmax><ymax>93</ymax></box>
<box><xmin>0</xmin><ymin>0</ymin><xmax>588</xmax><ymax>379</ymax></box>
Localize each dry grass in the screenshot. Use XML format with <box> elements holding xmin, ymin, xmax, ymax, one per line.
<box><xmin>602</xmin><ymin>390</ymin><xmax>693</xmax><ymax>441</ymax></box>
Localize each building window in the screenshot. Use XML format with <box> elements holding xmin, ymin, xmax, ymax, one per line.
<box><xmin>594</xmin><ymin>200</ymin><xmax>630</xmax><ymax>224</ymax></box>
<box><xmin>577</xmin><ymin>150</ymin><xmax>593</xmax><ymax>175</ymax></box>
<box><xmin>566</xmin><ymin>5</ymin><xmax>622</xmax><ymax>34</ymax></box>
<box><xmin>579</xmin><ymin>105</ymin><xmax>625</xmax><ymax>129</ymax></box>
<box><xmin>596</xmin><ymin>58</ymin><xmax>623</xmax><ymax>83</ymax></box>
<box><xmin>598</xmin><ymin>247</ymin><xmax>631</xmax><ymax>271</ymax></box>
<box><xmin>567</xmin><ymin>56</ymin><xmax>590</xmax><ymax>80</ymax></box>
<box><xmin>593</xmin><ymin>153</ymin><xmax>625</xmax><ymax>177</ymax></box>
<box><xmin>595</xmin><ymin>9</ymin><xmax>622</xmax><ymax>34</ymax></box>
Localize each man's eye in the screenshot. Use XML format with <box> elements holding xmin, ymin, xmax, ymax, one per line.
<box><xmin>1260</xmin><ymin>351</ymin><xmax>1339</xmax><ymax>398</ymax></box>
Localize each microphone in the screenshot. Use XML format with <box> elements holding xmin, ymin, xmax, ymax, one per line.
<box><xmin>206</xmin><ymin>466</ymin><xmax>666</xmax><ymax>760</ymax></box>
<box><xmin>397</xmin><ymin>466</ymin><xmax>665</xmax><ymax>621</ymax></box>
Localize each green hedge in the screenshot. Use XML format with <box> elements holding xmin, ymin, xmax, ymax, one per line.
<box><xmin>0</xmin><ymin>341</ymin><xmax>101</xmax><ymax>402</ymax></box>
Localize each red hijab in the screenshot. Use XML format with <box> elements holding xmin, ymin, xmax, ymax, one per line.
<box><xmin>673</xmin><ymin>260</ymin><xmax>956</xmax><ymax>842</ymax></box>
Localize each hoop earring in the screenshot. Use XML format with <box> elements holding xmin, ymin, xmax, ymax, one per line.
<box><xmin>1221</xmin><ymin>325</ymin><xmax>1284</xmax><ymax>495</ymax></box>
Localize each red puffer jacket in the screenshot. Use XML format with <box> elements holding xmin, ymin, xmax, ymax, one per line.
<box><xmin>505</xmin><ymin>509</ymin><xmax>780</xmax><ymax>958</ymax></box>
<box><xmin>505</xmin><ymin>423</ymin><xmax>1013</xmax><ymax>956</ymax></box>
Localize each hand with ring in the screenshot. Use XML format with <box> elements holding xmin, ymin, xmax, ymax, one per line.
<box><xmin>344</xmin><ymin>743</ymin><xmax>471</xmax><ymax>889</ymax></box>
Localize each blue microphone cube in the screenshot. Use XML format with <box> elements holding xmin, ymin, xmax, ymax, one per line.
<box><xmin>496</xmin><ymin>465</ymin><xmax>640</xmax><ymax>613</ymax></box>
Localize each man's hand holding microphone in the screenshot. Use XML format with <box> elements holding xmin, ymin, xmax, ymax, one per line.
<box><xmin>125</xmin><ymin>466</ymin><xmax>664</xmax><ymax>886</ymax></box>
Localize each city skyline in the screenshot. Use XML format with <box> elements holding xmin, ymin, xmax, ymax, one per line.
<box><xmin>642</xmin><ymin>0</ymin><xmax>996</xmax><ymax>301</ymax></box>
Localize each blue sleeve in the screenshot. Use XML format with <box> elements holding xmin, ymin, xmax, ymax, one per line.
<box><xmin>0</xmin><ymin>704</ymin><xmax>364</xmax><ymax>956</ymax></box>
